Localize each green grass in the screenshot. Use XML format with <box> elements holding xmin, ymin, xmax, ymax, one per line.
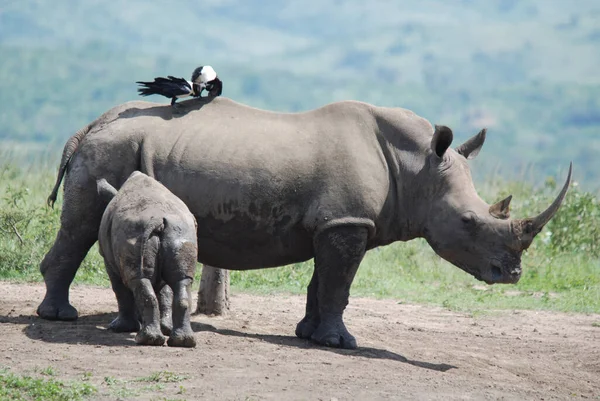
<box><xmin>1</xmin><ymin>158</ymin><xmax>598</xmax><ymax>314</ymax></box>
<box><xmin>134</xmin><ymin>371</ymin><xmax>188</xmax><ymax>384</ymax></box>
<box><xmin>231</xmin><ymin>240</ymin><xmax>600</xmax><ymax>314</ymax></box>
<box><xmin>101</xmin><ymin>372</ymin><xmax>188</xmax><ymax>399</ymax></box>
<box><xmin>0</xmin><ymin>367</ymin><xmax>96</xmax><ymax>401</ymax></box>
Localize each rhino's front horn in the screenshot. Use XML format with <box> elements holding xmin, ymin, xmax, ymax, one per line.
<box><xmin>517</xmin><ymin>162</ymin><xmax>572</xmax><ymax>248</ymax></box>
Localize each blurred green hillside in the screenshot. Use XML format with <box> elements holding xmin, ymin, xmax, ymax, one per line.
<box><xmin>0</xmin><ymin>0</ymin><xmax>598</xmax><ymax>186</ymax></box>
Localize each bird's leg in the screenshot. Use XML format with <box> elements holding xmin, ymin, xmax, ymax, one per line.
<box><xmin>170</xmin><ymin>98</ymin><xmax>184</xmax><ymax>114</ymax></box>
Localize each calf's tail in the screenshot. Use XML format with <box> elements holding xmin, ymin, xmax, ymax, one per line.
<box><xmin>136</xmin><ymin>218</ymin><xmax>166</xmax><ymax>277</ymax></box>
<box><xmin>47</xmin><ymin>124</ymin><xmax>92</xmax><ymax>208</ymax></box>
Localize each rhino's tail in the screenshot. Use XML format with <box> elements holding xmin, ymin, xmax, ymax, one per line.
<box><xmin>47</xmin><ymin>124</ymin><xmax>93</xmax><ymax>208</ymax></box>
<box><xmin>136</xmin><ymin>218</ymin><xmax>166</xmax><ymax>277</ymax></box>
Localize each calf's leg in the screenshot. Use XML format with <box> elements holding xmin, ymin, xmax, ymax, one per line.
<box><xmin>158</xmin><ymin>284</ymin><xmax>173</xmax><ymax>336</ymax></box>
<box><xmin>130</xmin><ymin>278</ymin><xmax>166</xmax><ymax>346</ymax></box>
<box><xmin>106</xmin><ymin>267</ymin><xmax>140</xmax><ymax>332</ymax></box>
<box><xmin>167</xmin><ymin>278</ymin><xmax>196</xmax><ymax>348</ymax></box>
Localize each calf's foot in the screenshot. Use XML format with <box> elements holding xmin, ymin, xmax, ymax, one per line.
<box><xmin>135</xmin><ymin>327</ymin><xmax>166</xmax><ymax>346</ymax></box>
<box><xmin>167</xmin><ymin>328</ymin><xmax>196</xmax><ymax>348</ymax></box>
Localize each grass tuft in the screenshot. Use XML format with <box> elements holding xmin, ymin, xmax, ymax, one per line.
<box><xmin>0</xmin><ymin>367</ymin><xmax>96</xmax><ymax>401</ymax></box>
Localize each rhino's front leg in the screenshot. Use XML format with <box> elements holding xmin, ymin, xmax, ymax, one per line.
<box><xmin>300</xmin><ymin>225</ymin><xmax>368</xmax><ymax>349</ymax></box>
<box><xmin>295</xmin><ymin>269</ymin><xmax>319</xmax><ymax>338</ymax></box>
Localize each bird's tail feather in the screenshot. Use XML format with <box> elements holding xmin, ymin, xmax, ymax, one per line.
<box><xmin>135</xmin><ymin>76</ymin><xmax>193</xmax><ymax>99</ymax></box>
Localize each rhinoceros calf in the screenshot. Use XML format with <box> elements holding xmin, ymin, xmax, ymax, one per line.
<box><xmin>97</xmin><ymin>171</ymin><xmax>198</xmax><ymax>347</ymax></box>
<box><xmin>40</xmin><ymin>97</ymin><xmax>571</xmax><ymax>349</ymax></box>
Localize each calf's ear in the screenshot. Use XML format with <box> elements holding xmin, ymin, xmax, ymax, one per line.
<box><xmin>456</xmin><ymin>128</ymin><xmax>487</xmax><ymax>160</ymax></box>
<box><xmin>431</xmin><ymin>125</ymin><xmax>454</xmax><ymax>158</ymax></box>
<box><xmin>97</xmin><ymin>179</ymin><xmax>118</xmax><ymax>203</ymax></box>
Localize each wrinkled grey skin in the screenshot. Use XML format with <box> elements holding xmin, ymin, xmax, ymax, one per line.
<box><xmin>39</xmin><ymin>97</ymin><xmax>571</xmax><ymax>349</ymax></box>
<box><xmin>97</xmin><ymin>171</ymin><xmax>198</xmax><ymax>347</ymax></box>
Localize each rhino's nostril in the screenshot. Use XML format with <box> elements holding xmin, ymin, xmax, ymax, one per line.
<box><xmin>491</xmin><ymin>260</ymin><xmax>502</xmax><ymax>279</ymax></box>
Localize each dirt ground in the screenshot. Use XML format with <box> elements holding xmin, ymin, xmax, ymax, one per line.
<box><xmin>0</xmin><ymin>282</ymin><xmax>598</xmax><ymax>401</ymax></box>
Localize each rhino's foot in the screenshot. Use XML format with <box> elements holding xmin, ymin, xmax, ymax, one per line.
<box><xmin>167</xmin><ymin>329</ymin><xmax>196</xmax><ymax>348</ymax></box>
<box><xmin>108</xmin><ymin>316</ymin><xmax>141</xmax><ymax>333</ymax></box>
<box><xmin>135</xmin><ymin>327</ymin><xmax>166</xmax><ymax>346</ymax></box>
<box><xmin>295</xmin><ymin>315</ymin><xmax>320</xmax><ymax>339</ymax></box>
<box><xmin>160</xmin><ymin>320</ymin><xmax>173</xmax><ymax>336</ymax></box>
<box><xmin>310</xmin><ymin>316</ymin><xmax>357</xmax><ymax>349</ymax></box>
<box><xmin>36</xmin><ymin>298</ymin><xmax>78</xmax><ymax>321</ymax></box>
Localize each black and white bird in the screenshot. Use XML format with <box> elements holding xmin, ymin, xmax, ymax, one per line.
<box><xmin>191</xmin><ymin>65</ymin><xmax>223</xmax><ymax>97</ymax></box>
<box><xmin>136</xmin><ymin>75</ymin><xmax>199</xmax><ymax>106</ymax></box>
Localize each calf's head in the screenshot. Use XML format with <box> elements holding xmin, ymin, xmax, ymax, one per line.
<box><xmin>421</xmin><ymin>125</ymin><xmax>571</xmax><ymax>284</ymax></box>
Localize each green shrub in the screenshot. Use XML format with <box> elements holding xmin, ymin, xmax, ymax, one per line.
<box><xmin>544</xmin><ymin>182</ymin><xmax>600</xmax><ymax>256</ymax></box>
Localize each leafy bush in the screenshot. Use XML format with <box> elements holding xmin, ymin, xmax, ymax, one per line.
<box><xmin>544</xmin><ymin>181</ymin><xmax>600</xmax><ymax>256</ymax></box>
<box><xmin>0</xmin><ymin>160</ymin><xmax>105</xmax><ymax>283</ymax></box>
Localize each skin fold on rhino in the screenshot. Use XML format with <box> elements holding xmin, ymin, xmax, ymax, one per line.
<box><xmin>97</xmin><ymin>171</ymin><xmax>198</xmax><ymax>348</ymax></box>
<box><xmin>39</xmin><ymin>97</ymin><xmax>571</xmax><ymax>349</ymax></box>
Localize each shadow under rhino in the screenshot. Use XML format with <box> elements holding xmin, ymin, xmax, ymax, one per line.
<box><xmin>190</xmin><ymin>321</ymin><xmax>456</xmax><ymax>372</ymax></box>
<box><xmin>2</xmin><ymin>313</ymin><xmax>454</xmax><ymax>372</ymax></box>
<box><xmin>1</xmin><ymin>312</ymin><xmax>136</xmax><ymax>347</ymax></box>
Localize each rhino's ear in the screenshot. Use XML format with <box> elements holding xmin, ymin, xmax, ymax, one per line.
<box><xmin>456</xmin><ymin>128</ymin><xmax>487</xmax><ymax>160</ymax></box>
<box><xmin>431</xmin><ymin>125</ymin><xmax>454</xmax><ymax>158</ymax></box>
<box><xmin>97</xmin><ymin>178</ymin><xmax>118</xmax><ymax>203</ymax></box>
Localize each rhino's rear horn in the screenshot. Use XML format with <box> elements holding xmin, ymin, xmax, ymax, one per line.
<box><xmin>456</xmin><ymin>128</ymin><xmax>487</xmax><ymax>160</ymax></box>
<box><xmin>516</xmin><ymin>163</ymin><xmax>572</xmax><ymax>247</ymax></box>
<box><xmin>489</xmin><ymin>194</ymin><xmax>512</xmax><ymax>219</ymax></box>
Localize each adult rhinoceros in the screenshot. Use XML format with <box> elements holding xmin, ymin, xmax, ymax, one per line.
<box><xmin>39</xmin><ymin>97</ymin><xmax>571</xmax><ymax>349</ymax></box>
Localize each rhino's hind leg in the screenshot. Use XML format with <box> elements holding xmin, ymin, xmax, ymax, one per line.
<box><xmin>295</xmin><ymin>269</ymin><xmax>320</xmax><ymax>339</ymax></box>
<box><xmin>38</xmin><ymin>172</ymin><xmax>107</xmax><ymax>321</ymax></box>
<box><xmin>305</xmin><ymin>225</ymin><xmax>368</xmax><ymax>349</ymax></box>
<box><xmin>37</xmin><ymin>221</ymin><xmax>99</xmax><ymax>321</ymax></box>
<box><xmin>131</xmin><ymin>278</ymin><xmax>166</xmax><ymax>346</ymax></box>
<box><xmin>166</xmin><ymin>278</ymin><xmax>196</xmax><ymax>348</ymax></box>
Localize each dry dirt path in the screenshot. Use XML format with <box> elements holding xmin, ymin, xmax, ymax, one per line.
<box><xmin>1</xmin><ymin>282</ymin><xmax>598</xmax><ymax>400</ymax></box>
